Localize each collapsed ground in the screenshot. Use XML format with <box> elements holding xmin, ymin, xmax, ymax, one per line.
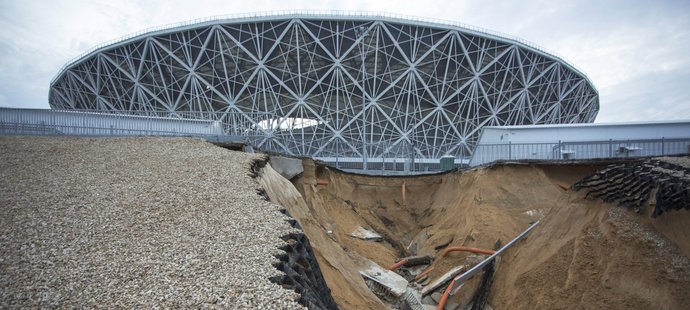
<box><xmin>259</xmin><ymin>157</ymin><xmax>690</xmax><ymax>309</ymax></box>
<box><xmin>1</xmin><ymin>136</ymin><xmax>688</xmax><ymax>309</ymax></box>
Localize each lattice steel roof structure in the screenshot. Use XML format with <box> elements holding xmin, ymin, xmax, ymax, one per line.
<box><xmin>49</xmin><ymin>12</ymin><xmax>599</xmax><ymax>163</ymax></box>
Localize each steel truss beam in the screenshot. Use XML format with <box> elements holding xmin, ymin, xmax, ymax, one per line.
<box><xmin>49</xmin><ymin>16</ymin><xmax>599</xmax><ymax>160</ymax></box>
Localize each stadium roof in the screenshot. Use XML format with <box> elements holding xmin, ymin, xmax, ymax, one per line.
<box><xmin>51</xmin><ymin>10</ymin><xmax>596</xmax><ymax>90</ymax></box>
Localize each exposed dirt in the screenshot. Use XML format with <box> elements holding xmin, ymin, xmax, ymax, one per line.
<box><xmin>261</xmin><ymin>159</ymin><xmax>690</xmax><ymax>309</ymax></box>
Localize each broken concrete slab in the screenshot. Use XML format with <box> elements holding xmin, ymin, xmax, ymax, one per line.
<box><xmin>360</xmin><ymin>260</ymin><xmax>409</xmax><ymax>297</ymax></box>
<box><xmin>269</xmin><ymin>156</ymin><xmax>304</xmax><ymax>179</ymax></box>
<box><xmin>350</xmin><ymin>226</ymin><xmax>383</xmax><ymax>241</ymax></box>
<box><xmin>445</xmin><ymin>301</ymin><xmax>459</xmax><ymax>310</ymax></box>
<box><xmin>431</xmin><ymin>292</ymin><xmax>443</xmax><ymax>303</ymax></box>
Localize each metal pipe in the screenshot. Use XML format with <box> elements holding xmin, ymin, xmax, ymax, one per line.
<box><xmin>450</xmin><ymin>221</ymin><xmax>540</xmax><ymax>294</ymax></box>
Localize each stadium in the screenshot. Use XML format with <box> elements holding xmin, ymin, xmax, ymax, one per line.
<box><xmin>48</xmin><ymin>12</ymin><xmax>599</xmax><ymax>168</ymax></box>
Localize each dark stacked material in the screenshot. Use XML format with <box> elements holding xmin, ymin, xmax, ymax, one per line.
<box><xmin>272</xmin><ymin>230</ymin><xmax>338</xmax><ymax>310</ymax></box>
<box><xmin>573</xmin><ymin>159</ymin><xmax>690</xmax><ymax>217</ymax></box>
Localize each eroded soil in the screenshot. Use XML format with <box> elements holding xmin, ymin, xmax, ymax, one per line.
<box><xmin>259</xmin><ymin>159</ymin><xmax>690</xmax><ymax>309</ymax></box>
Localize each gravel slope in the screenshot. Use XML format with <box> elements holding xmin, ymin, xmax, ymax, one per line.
<box><xmin>0</xmin><ymin>136</ymin><xmax>304</xmax><ymax>309</ymax></box>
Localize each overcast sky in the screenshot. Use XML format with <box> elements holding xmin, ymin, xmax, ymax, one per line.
<box><xmin>1</xmin><ymin>0</ymin><xmax>689</xmax><ymax>122</ymax></box>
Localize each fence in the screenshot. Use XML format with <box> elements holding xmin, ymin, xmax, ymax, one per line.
<box><xmin>313</xmin><ymin>156</ymin><xmax>448</xmax><ymax>175</ymax></box>
<box><xmin>0</xmin><ymin>108</ymin><xmax>225</xmax><ymax>137</ymax></box>
<box><xmin>2</xmin><ymin>108</ymin><xmax>689</xmax><ymax>174</ymax></box>
<box><xmin>469</xmin><ymin>138</ymin><xmax>690</xmax><ymax>167</ymax></box>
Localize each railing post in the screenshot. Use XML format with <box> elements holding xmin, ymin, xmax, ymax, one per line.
<box><xmin>609</xmin><ymin>139</ymin><xmax>613</xmax><ymax>157</ymax></box>
<box><xmin>661</xmin><ymin>137</ymin><xmax>665</xmax><ymax>156</ymax></box>
<box><xmin>508</xmin><ymin>141</ymin><xmax>512</xmax><ymax>160</ymax></box>
<box><xmin>556</xmin><ymin>140</ymin><xmax>563</xmax><ymax>160</ymax></box>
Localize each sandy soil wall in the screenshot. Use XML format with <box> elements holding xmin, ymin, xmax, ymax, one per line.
<box><xmin>282</xmin><ymin>159</ymin><xmax>690</xmax><ymax>309</ymax></box>
<box><xmin>258</xmin><ymin>162</ymin><xmax>386</xmax><ymax>309</ymax></box>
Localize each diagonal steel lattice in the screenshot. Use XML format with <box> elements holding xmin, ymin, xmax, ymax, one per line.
<box><xmin>49</xmin><ymin>14</ymin><xmax>599</xmax><ymax>162</ymax></box>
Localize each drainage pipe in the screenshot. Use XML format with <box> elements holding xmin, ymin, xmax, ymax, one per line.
<box><xmin>414</xmin><ymin>266</ymin><xmax>435</xmax><ymax>282</ymax></box>
<box><xmin>437</xmin><ymin>279</ymin><xmax>459</xmax><ymax>310</ymax></box>
<box><xmin>442</xmin><ymin>247</ymin><xmax>496</xmax><ymax>257</ymax></box>
<box><xmin>387</xmin><ymin>259</ymin><xmax>408</xmax><ymax>271</ymax></box>
<box><xmin>388</xmin><ymin>255</ymin><xmax>433</xmax><ymax>270</ymax></box>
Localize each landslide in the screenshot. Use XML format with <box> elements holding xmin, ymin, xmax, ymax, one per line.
<box><xmin>260</xmin><ymin>159</ymin><xmax>690</xmax><ymax>309</ymax></box>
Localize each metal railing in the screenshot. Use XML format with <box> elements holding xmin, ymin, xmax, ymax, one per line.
<box><xmin>469</xmin><ymin>138</ymin><xmax>690</xmax><ymax>167</ymax></box>
<box><xmin>2</xmin><ymin>108</ymin><xmax>688</xmax><ymax>174</ymax></box>
<box><xmin>0</xmin><ymin>108</ymin><xmax>225</xmax><ymax>137</ymax></box>
<box><xmin>314</xmin><ymin>156</ymin><xmax>451</xmax><ymax>175</ymax></box>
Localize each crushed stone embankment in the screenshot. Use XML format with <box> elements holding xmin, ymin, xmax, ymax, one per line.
<box><xmin>0</xmin><ymin>136</ymin><xmax>304</xmax><ymax>309</ymax></box>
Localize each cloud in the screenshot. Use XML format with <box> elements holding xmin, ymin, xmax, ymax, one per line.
<box><xmin>1</xmin><ymin>0</ymin><xmax>689</xmax><ymax>121</ymax></box>
<box><xmin>597</xmin><ymin>67</ymin><xmax>690</xmax><ymax>122</ymax></box>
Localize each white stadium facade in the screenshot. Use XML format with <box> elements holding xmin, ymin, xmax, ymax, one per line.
<box><xmin>49</xmin><ymin>12</ymin><xmax>599</xmax><ymax>169</ymax></box>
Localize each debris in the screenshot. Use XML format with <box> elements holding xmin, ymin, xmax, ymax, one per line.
<box><xmin>434</xmin><ymin>236</ymin><xmax>454</xmax><ymax>250</ymax></box>
<box><xmin>408</xmin><ymin>264</ymin><xmax>429</xmax><ymax>277</ymax></box>
<box><xmin>408</xmin><ymin>231</ymin><xmax>429</xmax><ymax>255</ymax></box>
<box><xmin>421</xmin><ymin>265</ymin><xmax>466</xmax><ymax>296</ymax></box>
<box><xmin>422</xmin><ymin>295</ymin><xmax>435</xmax><ymax>305</ymax></box>
<box><xmin>420</xmin><ymin>277</ymin><xmax>431</xmax><ymax>286</ymax></box>
<box><xmin>463</xmin><ymin>254</ymin><xmax>485</xmax><ymax>267</ymax></box>
<box><xmin>404</xmin><ymin>255</ymin><xmax>435</xmax><ymax>267</ymax></box>
<box><xmin>388</xmin><ymin>255</ymin><xmax>434</xmax><ymax>270</ymax></box>
<box><xmin>414</xmin><ymin>267</ymin><xmax>435</xmax><ymax>282</ymax></box>
<box><xmin>523</xmin><ymin>209</ymin><xmax>546</xmax><ymax>219</ymax></box>
<box><xmin>350</xmin><ymin>226</ymin><xmax>383</xmax><ymax>241</ymax></box>
<box><xmin>360</xmin><ymin>260</ymin><xmax>409</xmax><ymax>298</ymax></box>
<box><xmin>388</xmin><ymin>258</ymin><xmax>408</xmax><ymax>271</ymax></box>
<box><xmin>269</xmin><ymin>156</ymin><xmax>304</xmax><ymax>179</ymax></box>
<box><xmin>449</xmin><ymin>221</ymin><xmax>540</xmax><ymax>293</ymax></box>
<box><xmin>402</xmin><ymin>288</ymin><xmax>426</xmax><ymax>310</ymax></box>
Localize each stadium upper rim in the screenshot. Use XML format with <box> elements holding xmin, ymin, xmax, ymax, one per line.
<box><xmin>49</xmin><ymin>10</ymin><xmax>597</xmax><ymax>92</ymax></box>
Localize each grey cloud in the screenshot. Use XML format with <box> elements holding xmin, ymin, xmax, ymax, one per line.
<box><xmin>597</xmin><ymin>68</ymin><xmax>690</xmax><ymax>122</ymax></box>
<box><xmin>1</xmin><ymin>0</ymin><xmax>689</xmax><ymax>121</ymax></box>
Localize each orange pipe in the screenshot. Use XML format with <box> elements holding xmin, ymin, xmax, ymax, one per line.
<box><xmin>387</xmin><ymin>258</ymin><xmax>408</xmax><ymax>271</ymax></box>
<box><xmin>436</xmin><ymin>279</ymin><xmax>456</xmax><ymax>310</ymax></box>
<box><xmin>414</xmin><ymin>266</ymin><xmax>435</xmax><ymax>282</ymax></box>
<box><xmin>442</xmin><ymin>247</ymin><xmax>496</xmax><ymax>257</ymax></box>
<box><xmin>557</xmin><ymin>183</ymin><xmax>570</xmax><ymax>191</ymax></box>
<box><xmin>402</xmin><ymin>182</ymin><xmax>407</xmax><ymax>207</ymax></box>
